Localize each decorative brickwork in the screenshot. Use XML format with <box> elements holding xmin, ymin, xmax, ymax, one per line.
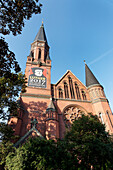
<box><xmin>9</xmin><ymin>23</ymin><xmax>113</xmax><ymax>141</ymax></box>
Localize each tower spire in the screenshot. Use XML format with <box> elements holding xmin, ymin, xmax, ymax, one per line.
<box><xmin>34</xmin><ymin>22</ymin><xmax>48</xmax><ymax>44</ymax></box>
<box><xmin>85</xmin><ymin>63</ymin><xmax>100</xmax><ymax>87</ymax></box>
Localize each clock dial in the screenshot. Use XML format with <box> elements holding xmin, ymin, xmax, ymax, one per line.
<box><xmin>38</xmin><ymin>43</ymin><xmax>44</xmax><ymax>47</ymax></box>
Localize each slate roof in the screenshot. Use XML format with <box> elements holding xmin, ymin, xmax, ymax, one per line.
<box><xmin>34</xmin><ymin>23</ymin><xmax>48</xmax><ymax>43</ymax></box>
<box><xmin>85</xmin><ymin>63</ymin><xmax>100</xmax><ymax>87</ymax></box>
<box><xmin>46</xmin><ymin>98</ymin><xmax>56</xmax><ymax>111</ymax></box>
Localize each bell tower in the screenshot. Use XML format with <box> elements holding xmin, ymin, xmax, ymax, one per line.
<box><xmin>16</xmin><ymin>22</ymin><xmax>52</xmax><ymax>138</ymax></box>
<box><xmin>25</xmin><ymin>22</ymin><xmax>51</xmax><ymax>96</ymax></box>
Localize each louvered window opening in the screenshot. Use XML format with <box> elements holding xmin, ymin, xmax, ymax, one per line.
<box><xmin>38</xmin><ymin>48</ymin><xmax>41</xmax><ymax>60</ymax></box>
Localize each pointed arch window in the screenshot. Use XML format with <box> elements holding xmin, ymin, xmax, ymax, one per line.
<box><xmin>59</xmin><ymin>88</ymin><xmax>63</xmax><ymax>98</ymax></box>
<box><xmin>81</xmin><ymin>90</ymin><xmax>87</xmax><ymax>100</ymax></box>
<box><xmin>51</xmin><ymin>84</ymin><xmax>54</xmax><ymax>98</ymax></box>
<box><xmin>44</xmin><ymin>50</ymin><xmax>47</xmax><ymax>62</ymax></box>
<box><xmin>68</xmin><ymin>77</ymin><xmax>75</xmax><ymax>99</ymax></box>
<box><xmin>106</xmin><ymin>110</ymin><xmax>113</xmax><ymax>128</ymax></box>
<box><xmin>64</xmin><ymin>82</ymin><xmax>69</xmax><ymax>98</ymax></box>
<box><xmin>75</xmin><ymin>83</ymin><xmax>81</xmax><ymax>100</ymax></box>
<box><xmin>38</xmin><ymin>48</ymin><xmax>41</xmax><ymax>60</ymax></box>
<box><xmin>30</xmin><ymin>51</ymin><xmax>34</xmax><ymax>61</ymax></box>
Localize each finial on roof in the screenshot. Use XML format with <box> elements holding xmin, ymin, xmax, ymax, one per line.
<box><xmin>42</xmin><ymin>18</ymin><xmax>44</xmax><ymax>24</ymax></box>
<box><xmin>34</xmin><ymin>21</ymin><xmax>48</xmax><ymax>43</ymax></box>
<box><xmin>46</xmin><ymin>98</ymin><xmax>56</xmax><ymax>111</ymax></box>
<box><xmin>84</xmin><ymin>60</ymin><xmax>86</xmax><ymax>64</ymax></box>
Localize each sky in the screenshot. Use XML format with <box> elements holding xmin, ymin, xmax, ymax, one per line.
<box><xmin>5</xmin><ymin>0</ymin><xmax>113</xmax><ymax>111</ymax></box>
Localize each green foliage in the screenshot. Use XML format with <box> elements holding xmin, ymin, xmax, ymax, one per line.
<box><xmin>65</xmin><ymin>113</ymin><xmax>113</xmax><ymax>169</ymax></box>
<box><xmin>4</xmin><ymin>114</ymin><xmax>113</xmax><ymax>169</ymax></box>
<box><xmin>0</xmin><ymin>0</ymin><xmax>42</xmax><ymax>169</ymax></box>
<box><xmin>0</xmin><ymin>38</ymin><xmax>27</xmax><ymax>120</ymax></box>
<box><xmin>0</xmin><ymin>0</ymin><xmax>42</xmax><ymax>36</ymax></box>
<box><xmin>5</xmin><ymin>137</ymin><xmax>78</xmax><ymax>170</ymax></box>
<box><xmin>0</xmin><ymin>141</ymin><xmax>14</xmax><ymax>166</ymax></box>
<box><xmin>0</xmin><ymin>122</ymin><xmax>15</xmax><ymax>142</ymax></box>
<box><xmin>0</xmin><ymin>0</ymin><xmax>42</xmax><ymax>120</ymax></box>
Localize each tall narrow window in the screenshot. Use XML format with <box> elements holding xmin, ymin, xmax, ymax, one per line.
<box><xmin>59</xmin><ymin>88</ymin><xmax>63</xmax><ymax>98</ymax></box>
<box><xmin>44</xmin><ymin>50</ymin><xmax>47</xmax><ymax>62</ymax></box>
<box><xmin>68</xmin><ymin>77</ymin><xmax>75</xmax><ymax>99</ymax></box>
<box><xmin>30</xmin><ymin>51</ymin><xmax>34</xmax><ymax>61</ymax></box>
<box><xmin>64</xmin><ymin>82</ymin><xmax>69</xmax><ymax>98</ymax></box>
<box><xmin>106</xmin><ymin>111</ymin><xmax>113</xmax><ymax>128</ymax></box>
<box><xmin>75</xmin><ymin>83</ymin><xmax>81</xmax><ymax>100</ymax></box>
<box><xmin>81</xmin><ymin>90</ymin><xmax>87</xmax><ymax>100</ymax></box>
<box><xmin>51</xmin><ymin>84</ymin><xmax>54</xmax><ymax>98</ymax></box>
<box><xmin>38</xmin><ymin>48</ymin><xmax>41</xmax><ymax>60</ymax></box>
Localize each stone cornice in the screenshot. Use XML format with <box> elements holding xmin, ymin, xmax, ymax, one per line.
<box><xmin>21</xmin><ymin>93</ymin><xmax>51</xmax><ymax>99</ymax></box>
<box><xmin>26</xmin><ymin>61</ymin><xmax>51</xmax><ymax>68</ymax></box>
<box><xmin>54</xmin><ymin>98</ymin><xmax>91</xmax><ymax>103</ymax></box>
<box><xmin>87</xmin><ymin>84</ymin><xmax>103</xmax><ymax>90</ymax></box>
<box><xmin>91</xmin><ymin>98</ymin><xmax>108</xmax><ymax>104</ymax></box>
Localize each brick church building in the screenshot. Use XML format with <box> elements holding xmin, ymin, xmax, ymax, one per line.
<box><xmin>9</xmin><ymin>22</ymin><xmax>113</xmax><ymax>144</ymax></box>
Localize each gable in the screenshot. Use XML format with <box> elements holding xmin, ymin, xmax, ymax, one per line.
<box><xmin>55</xmin><ymin>70</ymin><xmax>86</xmax><ymax>89</ymax></box>
<box><xmin>52</xmin><ymin>70</ymin><xmax>89</xmax><ymax>100</ymax></box>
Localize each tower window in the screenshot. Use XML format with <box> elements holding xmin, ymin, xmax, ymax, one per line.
<box><xmin>64</xmin><ymin>82</ymin><xmax>69</xmax><ymax>98</ymax></box>
<box><xmin>81</xmin><ymin>90</ymin><xmax>87</xmax><ymax>100</ymax></box>
<box><xmin>68</xmin><ymin>77</ymin><xmax>75</xmax><ymax>99</ymax></box>
<box><xmin>30</xmin><ymin>51</ymin><xmax>34</xmax><ymax>61</ymax></box>
<box><xmin>44</xmin><ymin>49</ymin><xmax>47</xmax><ymax>62</ymax></box>
<box><xmin>75</xmin><ymin>83</ymin><xmax>81</xmax><ymax>100</ymax></box>
<box><xmin>38</xmin><ymin>48</ymin><xmax>41</xmax><ymax>60</ymax></box>
<box><xmin>59</xmin><ymin>88</ymin><xmax>63</xmax><ymax>98</ymax></box>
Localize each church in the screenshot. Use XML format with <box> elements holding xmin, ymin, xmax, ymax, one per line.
<box><xmin>9</xmin><ymin>22</ymin><xmax>113</xmax><ymax>144</ymax></box>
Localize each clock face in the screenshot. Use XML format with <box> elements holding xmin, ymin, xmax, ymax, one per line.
<box><xmin>38</xmin><ymin>43</ymin><xmax>44</xmax><ymax>47</ymax></box>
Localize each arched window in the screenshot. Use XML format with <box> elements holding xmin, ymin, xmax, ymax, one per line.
<box><xmin>59</xmin><ymin>88</ymin><xmax>63</xmax><ymax>98</ymax></box>
<box><xmin>68</xmin><ymin>77</ymin><xmax>75</xmax><ymax>99</ymax></box>
<box><xmin>106</xmin><ymin>110</ymin><xmax>113</xmax><ymax>128</ymax></box>
<box><xmin>51</xmin><ymin>84</ymin><xmax>54</xmax><ymax>97</ymax></box>
<box><xmin>44</xmin><ymin>50</ymin><xmax>47</xmax><ymax>62</ymax></box>
<box><xmin>38</xmin><ymin>48</ymin><xmax>41</xmax><ymax>60</ymax></box>
<box><xmin>75</xmin><ymin>83</ymin><xmax>81</xmax><ymax>100</ymax></box>
<box><xmin>30</xmin><ymin>51</ymin><xmax>34</xmax><ymax>61</ymax></box>
<box><xmin>81</xmin><ymin>90</ymin><xmax>87</xmax><ymax>100</ymax></box>
<box><xmin>64</xmin><ymin>82</ymin><xmax>69</xmax><ymax>98</ymax></box>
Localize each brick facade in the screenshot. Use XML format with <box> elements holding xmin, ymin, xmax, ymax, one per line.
<box><xmin>9</xmin><ymin>23</ymin><xmax>113</xmax><ymax>140</ymax></box>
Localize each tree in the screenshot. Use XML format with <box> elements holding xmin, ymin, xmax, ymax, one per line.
<box><xmin>0</xmin><ymin>0</ymin><xmax>42</xmax><ymax>36</ymax></box>
<box><xmin>0</xmin><ymin>141</ymin><xmax>14</xmax><ymax>168</ymax></box>
<box><xmin>0</xmin><ymin>0</ymin><xmax>42</xmax><ymax>121</ymax></box>
<box><xmin>5</xmin><ymin>137</ymin><xmax>78</xmax><ymax>170</ymax></box>
<box><xmin>0</xmin><ymin>1</ymin><xmax>42</xmax><ymax>167</ymax></box>
<box><xmin>65</xmin><ymin>113</ymin><xmax>113</xmax><ymax>169</ymax></box>
<box><xmin>0</xmin><ymin>38</ymin><xmax>27</xmax><ymax>120</ymax></box>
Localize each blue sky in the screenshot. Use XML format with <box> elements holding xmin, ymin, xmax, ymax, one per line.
<box><xmin>5</xmin><ymin>0</ymin><xmax>113</xmax><ymax>111</ymax></box>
